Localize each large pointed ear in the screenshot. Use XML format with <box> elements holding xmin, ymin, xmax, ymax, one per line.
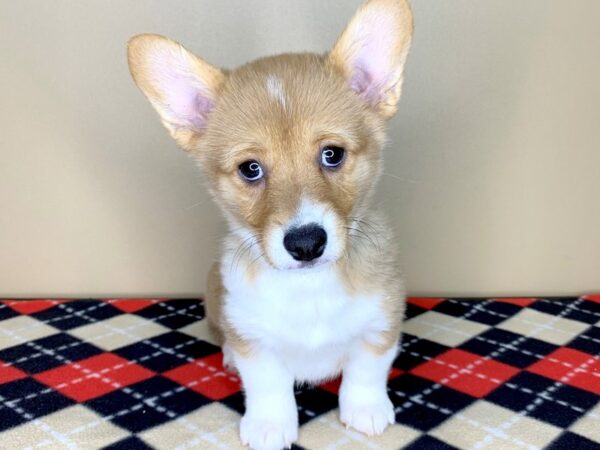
<box><xmin>127</xmin><ymin>34</ymin><xmax>225</xmax><ymax>151</ymax></box>
<box><xmin>329</xmin><ymin>0</ymin><xmax>413</xmax><ymax>118</ymax></box>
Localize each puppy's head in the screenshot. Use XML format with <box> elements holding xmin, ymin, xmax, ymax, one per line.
<box><xmin>128</xmin><ymin>0</ymin><xmax>413</xmax><ymax>270</ymax></box>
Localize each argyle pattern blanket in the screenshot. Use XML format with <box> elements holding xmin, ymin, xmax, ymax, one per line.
<box><xmin>0</xmin><ymin>297</ymin><xmax>598</xmax><ymax>450</ymax></box>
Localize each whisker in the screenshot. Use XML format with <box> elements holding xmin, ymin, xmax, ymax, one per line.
<box><xmin>185</xmin><ymin>199</ymin><xmax>210</xmax><ymax>210</ymax></box>
<box><xmin>230</xmin><ymin>234</ymin><xmax>259</xmax><ymax>273</ymax></box>
<box><xmin>381</xmin><ymin>172</ymin><xmax>420</xmax><ymax>184</ymax></box>
<box><xmin>350</xmin><ymin>217</ymin><xmax>378</xmax><ymax>235</ymax></box>
<box><xmin>249</xmin><ymin>251</ymin><xmax>265</xmax><ymax>269</ymax></box>
<box><xmin>345</xmin><ymin>226</ymin><xmax>378</xmax><ymax>249</ymax></box>
<box><xmin>349</xmin><ymin>216</ymin><xmax>383</xmax><ymax>248</ymax></box>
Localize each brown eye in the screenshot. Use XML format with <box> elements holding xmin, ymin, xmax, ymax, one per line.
<box><xmin>320</xmin><ymin>146</ymin><xmax>345</xmax><ymax>169</ymax></box>
<box><xmin>238</xmin><ymin>160</ymin><xmax>264</xmax><ymax>182</ymax></box>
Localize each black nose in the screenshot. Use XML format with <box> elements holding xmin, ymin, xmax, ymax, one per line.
<box><xmin>283</xmin><ymin>224</ymin><xmax>327</xmax><ymax>262</ymax></box>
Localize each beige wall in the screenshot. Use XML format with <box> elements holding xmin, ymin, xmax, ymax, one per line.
<box><xmin>1</xmin><ymin>1</ymin><xmax>598</xmax><ymax>298</ymax></box>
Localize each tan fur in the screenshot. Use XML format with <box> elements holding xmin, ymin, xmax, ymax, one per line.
<box><xmin>206</xmin><ymin>262</ymin><xmax>253</xmax><ymax>357</ymax></box>
<box><xmin>127</xmin><ymin>0</ymin><xmax>413</xmax><ymax>361</ymax></box>
<box><xmin>336</xmin><ymin>211</ymin><xmax>407</xmax><ymax>353</ymax></box>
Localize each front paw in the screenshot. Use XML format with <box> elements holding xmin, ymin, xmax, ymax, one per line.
<box><xmin>339</xmin><ymin>393</ymin><xmax>395</xmax><ymax>436</ymax></box>
<box><xmin>222</xmin><ymin>344</ymin><xmax>238</xmax><ymax>373</ymax></box>
<box><xmin>240</xmin><ymin>413</ymin><xmax>298</xmax><ymax>450</ymax></box>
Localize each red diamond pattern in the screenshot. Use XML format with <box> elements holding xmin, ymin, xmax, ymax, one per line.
<box><xmin>582</xmin><ymin>295</ymin><xmax>600</xmax><ymax>304</ymax></box>
<box><xmin>4</xmin><ymin>299</ymin><xmax>66</xmax><ymax>315</ymax></box>
<box><xmin>528</xmin><ymin>348</ymin><xmax>600</xmax><ymax>395</ymax></box>
<box><xmin>411</xmin><ymin>349</ymin><xmax>520</xmax><ymax>397</ymax></box>
<box><xmin>495</xmin><ymin>298</ymin><xmax>537</xmax><ymax>307</ymax></box>
<box><xmin>407</xmin><ymin>297</ymin><xmax>445</xmax><ymax>310</ymax></box>
<box><xmin>34</xmin><ymin>353</ymin><xmax>155</xmax><ymax>402</ymax></box>
<box><xmin>107</xmin><ymin>298</ymin><xmax>160</xmax><ymax>313</ymax></box>
<box><xmin>163</xmin><ymin>352</ymin><xmax>241</xmax><ymax>400</ymax></box>
<box><xmin>0</xmin><ymin>362</ymin><xmax>27</xmax><ymax>384</ymax></box>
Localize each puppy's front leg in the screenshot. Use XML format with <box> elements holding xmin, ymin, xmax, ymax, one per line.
<box><xmin>339</xmin><ymin>343</ymin><xmax>397</xmax><ymax>436</ymax></box>
<box><xmin>233</xmin><ymin>350</ymin><xmax>298</xmax><ymax>450</ymax></box>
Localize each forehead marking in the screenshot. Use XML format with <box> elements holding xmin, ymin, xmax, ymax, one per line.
<box><xmin>266</xmin><ymin>75</ymin><xmax>286</xmax><ymax>109</ymax></box>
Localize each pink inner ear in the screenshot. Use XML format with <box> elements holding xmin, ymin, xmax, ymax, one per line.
<box><xmin>346</xmin><ymin>10</ymin><xmax>396</xmax><ymax>105</ymax></box>
<box><xmin>151</xmin><ymin>53</ymin><xmax>215</xmax><ymax>131</ymax></box>
<box><xmin>350</xmin><ymin>66</ymin><xmax>384</xmax><ymax>106</ymax></box>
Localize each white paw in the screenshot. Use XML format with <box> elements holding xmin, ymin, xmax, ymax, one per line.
<box><xmin>240</xmin><ymin>413</ymin><xmax>298</xmax><ymax>450</ymax></box>
<box><xmin>340</xmin><ymin>394</ymin><xmax>395</xmax><ymax>436</ymax></box>
<box><xmin>222</xmin><ymin>344</ymin><xmax>237</xmax><ymax>373</ymax></box>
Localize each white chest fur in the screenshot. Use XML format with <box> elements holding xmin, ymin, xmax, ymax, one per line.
<box><xmin>222</xmin><ymin>263</ymin><xmax>389</xmax><ymax>382</ymax></box>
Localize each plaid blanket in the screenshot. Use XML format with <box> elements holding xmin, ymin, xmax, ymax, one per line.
<box><xmin>0</xmin><ymin>297</ymin><xmax>598</xmax><ymax>449</ymax></box>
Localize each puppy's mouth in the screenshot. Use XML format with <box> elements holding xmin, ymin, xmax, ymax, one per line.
<box><xmin>297</xmin><ymin>260</ymin><xmax>322</xmax><ymax>269</ymax></box>
<box><xmin>283</xmin><ymin>257</ymin><xmax>332</xmax><ymax>271</ymax></box>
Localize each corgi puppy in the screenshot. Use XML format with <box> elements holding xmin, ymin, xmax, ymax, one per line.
<box><xmin>128</xmin><ymin>0</ymin><xmax>413</xmax><ymax>448</ymax></box>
